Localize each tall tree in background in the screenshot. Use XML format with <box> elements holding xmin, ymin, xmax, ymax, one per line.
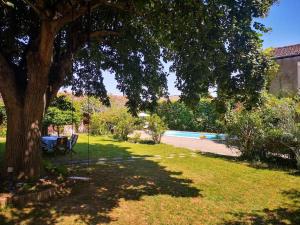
<box><xmin>43</xmin><ymin>95</ymin><xmax>80</xmax><ymax>136</ymax></box>
<box><xmin>0</xmin><ymin>0</ymin><xmax>276</xmax><ymax>179</ymax></box>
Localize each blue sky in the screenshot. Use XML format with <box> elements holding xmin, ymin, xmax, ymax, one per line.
<box><xmin>103</xmin><ymin>0</ymin><xmax>300</xmax><ymax>96</ymax></box>
<box><xmin>259</xmin><ymin>0</ymin><xmax>300</xmax><ymax>48</ymax></box>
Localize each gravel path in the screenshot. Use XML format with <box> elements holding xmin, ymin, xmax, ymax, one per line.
<box><xmin>161</xmin><ymin>136</ymin><xmax>240</xmax><ymax>157</ymax></box>
<box><xmin>135</xmin><ymin>131</ymin><xmax>240</xmax><ymax>157</ymax></box>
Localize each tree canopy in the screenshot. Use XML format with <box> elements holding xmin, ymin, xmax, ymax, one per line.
<box><xmin>0</xmin><ymin>0</ymin><xmax>278</xmax><ymax>179</ymax></box>
<box><xmin>1</xmin><ymin>0</ymin><xmax>276</xmax><ymax>112</ymax></box>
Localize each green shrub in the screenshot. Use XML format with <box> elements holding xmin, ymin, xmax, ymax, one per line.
<box><xmin>260</xmin><ymin>96</ymin><xmax>296</xmax><ymax>157</ymax></box>
<box><xmin>194</xmin><ymin>98</ymin><xmax>222</xmax><ymax>132</ymax></box>
<box><xmin>0</xmin><ymin>102</ymin><xmax>6</xmax><ymax>127</ymax></box>
<box><xmin>157</xmin><ymin>101</ymin><xmax>196</xmax><ymax>131</ymax></box>
<box><xmin>224</xmin><ymin>93</ymin><xmax>300</xmax><ymax>168</ymax></box>
<box><xmin>147</xmin><ymin>114</ymin><xmax>167</xmax><ymax>144</ymax></box>
<box><xmin>282</xmin><ymin>127</ymin><xmax>300</xmax><ymax>169</ymax></box>
<box><xmin>90</xmin><ymin>108</ymin><xmax>136</xmax><ymax>141</ymax></box>
<box><xmin>90</xmin><ymin>112</ymin><xmax>112</xmax><ymax>135</ymax></box>
<box><xmin>113</xmin><ymin>110</ymin><xmax>136</xmax><ymax>141</ymax></box>
<box><xmin>0</xmin><ymin>126</ymin><xmax>6</xmax><ymax>137</ymax></box>
<box><xmin>225</xmin><ymin>108</ymin><xmax>265</xmax><ymax>160</ymax></box>
<box><xmin>263</xmin><ymin>96</ymin><xmax>300</xmax><ymax>168</ymax></box>
<box><xmin>129</xmin><ymin>132</ymin><xmax>141</xmax><ymax>143</ymax></box>
<box><xmin>0</xmin><ymin>101</ymin><xmax>6</xmax><ymax>137</ymax></box>
<box><xmin>156</xmin><ymin>99</ymin><xmax>222</xmax><ymax>132</ymax></box>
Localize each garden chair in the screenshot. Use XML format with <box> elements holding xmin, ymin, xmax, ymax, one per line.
<box><xmin>55</xmin><ymin>136</ymin><xmax>68</xmax><ymax>155</ymax></box>
<box><xmin>68</xmin><ymin>134</ymin><xmax>78</xmax><ymax>153</ymax></box>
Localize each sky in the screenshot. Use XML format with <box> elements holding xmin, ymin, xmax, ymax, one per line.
<box><xmin>103</xmin><ymin>0</ymin><xmax>300</xmax><ymax>96</ymax></box>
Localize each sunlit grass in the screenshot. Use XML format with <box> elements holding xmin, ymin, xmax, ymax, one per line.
<box><xmin>0</xmin><ymin>135</ymin><xmax>300</xmax><ymax>224</ymax></box>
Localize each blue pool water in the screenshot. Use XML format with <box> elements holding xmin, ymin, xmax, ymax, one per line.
<box><xmin>164</xmin><ymin>130</ymin><xmax>226</xmax><ymax>140</ymax></box>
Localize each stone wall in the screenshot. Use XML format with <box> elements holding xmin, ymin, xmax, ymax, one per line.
<box><xmin>270</xmin><ymin>55</ymin><xmax>300</xmax><ymax>95</ymax></box>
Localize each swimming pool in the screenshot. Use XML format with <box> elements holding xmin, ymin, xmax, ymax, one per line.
<box><xmin>164</xmin><ymin>130</ymin><xmax>226</xmax><ymax>140</ymax></box>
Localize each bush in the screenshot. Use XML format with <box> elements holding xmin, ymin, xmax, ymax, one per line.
<box><xmin>224</xmin><ymin>108</ymin><xmax>265</xmax><ymax>160</ymax></box>
<box><xmin>157</xmin><ymin>101</ymin><xmax>196</xmax><ymax>131</ymax></box>
<box><xmin>260</xmin><ymin>96</ymin><xmax>296</xmax><ymax>157</ymax></box>
<box><xmin>0</xmin><ymin>125</ymin><xmax>6</xmax><ymax>137</ymax></box>
<box><xmin>113</xmin><ymin>110</ymin><xmax>136</xmax><ymax>141</ymax></box>
<box><xmin>194</xmin><ymin>98</ymin><xmax>222</xmax><ymax>132</ymax></box>
<box><xmin>129</xmin><ymin>132</ymin><xmax>142</xmax><ymax>143</ymax></box>
<box><xmin>0</xmin><ymin>102</ymin><xmax>7</xmax><ymax>137</ymax></box>
<box><xmin>146</xmin><ymin>114</ymin><xmax>167</xmax><ymax>144</ymax></box>
<box><xmin>282</xmin><ymin>127</ymin><xmax>300</xmax><ymax>169</ymax></box>
<box><xmin>90</xmin><ymin>112</ymin><xmax>113</xmax><ymax>135</ymax></box>
<box><xmin>156</xmin><ymin>99</ymin><xmax>222</xmax><ymax>132</ymax></box>
<box><xmin>90</xmin><ymin>108</ymin><xmax>136</xmax><ymax>141</ymax></box>
<box><xmin>0</xmin><ymin>102</ymin><xmax>6</xmax><ymax>126</ymax></box>
<box><xmin>224</xmin><ymin>93</ymin><xmax>300</xmax><ymax>168</ymax></box>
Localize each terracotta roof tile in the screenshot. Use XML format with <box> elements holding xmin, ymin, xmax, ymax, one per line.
<box><xmin>273</xmin><ymin>44</ymin><xmax>300</xmax><ymax>59</ymax></box>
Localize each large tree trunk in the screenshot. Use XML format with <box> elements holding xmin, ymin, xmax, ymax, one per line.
<box><xmin>4</xmin><ymin>91</ymin><xmax>46</xmax><ymax>180</ymax></box>
<box><xmin>1</xmin><ymin>22</ymin><xmax>54</xmax><ymax>180</ymax></box>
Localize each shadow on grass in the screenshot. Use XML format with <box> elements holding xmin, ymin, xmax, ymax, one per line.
<box><xmin>0</xmin><ymin>142</ymin><xmax>201</xmax><ymax>225</ymax></box>
<box><xmin>198</xmin><ymin>150</ymin><xmax>299</xmax><ymax>175</ymax></box>
<box><xmin>221</xmin><ymin>189</ymin><xmax>300</xmax><ymax>225</ymax></box>
<box><xmin>95</xmin><ymin>137</ymin><xmax>156</xmax><ymax>145</ymax></box>
<box><xmin>198</xmin><ymin>151</ymin><xmax>239</xmax><ymax>161</ymax></box>
<box><xmin>43</xmin><ymin>141</ymin><xmax>136</xmax><ymax>162</ymax></box>
<box><xmin>138</xmin><ymin>139</ymin><xmax>156</xmax><ymax>145</ymax></box>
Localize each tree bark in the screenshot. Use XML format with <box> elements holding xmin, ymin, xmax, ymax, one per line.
<box><xmin>4</xmin><ymin>96</ymin><xmax>45</xmax><ymax>180</ymax></box>
<box><xmin>1</xmin><ymin>21</ymin><xmax>55</xmax><ymax>180</ymax></box>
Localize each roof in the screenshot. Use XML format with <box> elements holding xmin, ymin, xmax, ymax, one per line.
<box><xmin>273</xmin><ymin>44</ymin><xmax>300</xmax><ymax>59</ymax></box>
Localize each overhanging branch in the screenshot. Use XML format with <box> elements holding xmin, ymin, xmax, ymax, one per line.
<box><xmin>90</xmin><ymin>30</ymin><xmax>120</xmax><ymax>41</ymax></box>
<box><xmin>47</xmin><ymin>28</ymin><xmax>119</xmax><ymax>102</ymax></box>
<box><xmin>21</xmin><ymin>0</ymin><xmax>48</xmax><ymax>19</ymax></box>
<box><xmin>71</xmin><ymin>29</ymin><xmax>120</xmax><ymax>51</ymax></box>
<box><xmin>54</xmin><ymin>0</ymin><xmax>135</xmax><ymax>29</ymax></box>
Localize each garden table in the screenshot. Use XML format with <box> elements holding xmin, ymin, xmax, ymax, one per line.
<box><xmin>41</xmin><ymin>136</ymin><xmax>61</xmax><ymax>152</ymax></box>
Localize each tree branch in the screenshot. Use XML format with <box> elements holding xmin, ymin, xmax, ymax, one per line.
<box><xmin>90</xmin><ymin>0</ymin><xmax>134</xmax><ymax>12</ymax></box>
<box><xmin>70</xmin><ymin>27</ymin><xmax>120</xmax><ymax>52</ymax></box>
<box><xmin>21</xmin><ymin>0</ymin><xmax>48</xmax><ymax>19</ymax></box>
<box><xmin>1</xmin><ymin>0</ymin><xmax>14</xmax><ymax>8</ymax></box>
<box><xmin>53</xmin><ymin>0</ymin><xmax>134</xmax><ymax>30</ymax></box>
<box><xmin>47</xmin><ymin>28</ymin><xmax>119</xmax><ymax>104</ymax></box>
<box><xmin>90</xmin><ymin>30</ymin><xmax>120</xmax><ymax>40</ymax></box>
<box><xmin>47</xmin><ymin>55</ymin><xmax>73</xmax><ymax>108</ymax></box>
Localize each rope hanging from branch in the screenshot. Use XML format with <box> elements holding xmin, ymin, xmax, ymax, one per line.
<box><xmin>68</xmin><ymin>0</ymin><xmax>92</xmax><ymax>172</ymax></box>
<box><xmin>86</xmin><ymin>0</ymin><xmax>91</xmax><ymax>170</ymax></box>
<box><xmin>69</xmin><ymin>0</ymin><xmax>75</xmax><ymax>170</ymax></box>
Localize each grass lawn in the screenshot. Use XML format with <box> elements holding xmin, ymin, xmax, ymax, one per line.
<box><xmin>0</xmin><ymin>135</ymin><xmax>300</xmax><ymax>224</ymax></box>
